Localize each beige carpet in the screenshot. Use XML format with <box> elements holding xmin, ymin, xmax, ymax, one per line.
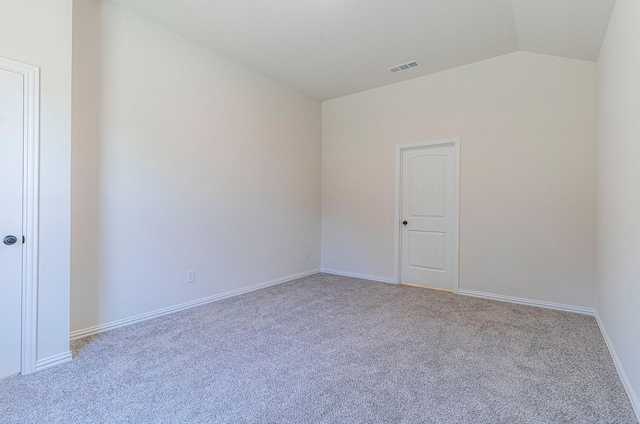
<box><xmin>0</xmin><ymin>273</ymin><xmax>636</xmax><ymax>423</ymax></box>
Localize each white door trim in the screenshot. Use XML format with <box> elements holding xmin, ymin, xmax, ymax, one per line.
<box><xmin>394</xmin><ymin>138</ymin><xmax>460</xmax><ymax>292</ymax></box>
<box><xmin>0</xmin><ymin>56</ymin><xmax>40</xmax><ymax>375</ymax></box>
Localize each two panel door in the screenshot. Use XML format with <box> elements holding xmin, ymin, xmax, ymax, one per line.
<box><xmin>400</xmin><ymin>143</ymin><xmax>458</xmax><ymax>291</ymax></box>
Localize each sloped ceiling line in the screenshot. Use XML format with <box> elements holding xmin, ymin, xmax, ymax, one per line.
<box><xmin>107</xmin><ymin>0</ymin><xmax>616</xmax><ymax>100</ymax></box>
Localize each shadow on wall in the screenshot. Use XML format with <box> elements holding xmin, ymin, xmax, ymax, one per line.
<box><xmin>71</xmin><ymin>0</ymin><xmax>102</xmax><ymax>333</ymax></box>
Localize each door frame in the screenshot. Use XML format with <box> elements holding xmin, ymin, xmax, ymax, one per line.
<box><xmin>393</xmin><ymin>138</ymin><xmax>460</xmax><ymax>292</ymax></box>
<box><xmin>0</xmin><ymin>56</ymin><xmax>40</xmax><ymax>375</ymax></box>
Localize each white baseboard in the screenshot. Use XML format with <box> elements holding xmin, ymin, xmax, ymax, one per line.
<box><xmin>594</xmin><ymin>312</ymin><xmax>640</xmax><ymax>421</ymax></box>
<box><xmin>320</xmin><ymin>268</ymin><xmax>395</xmax><ymax>284</ymax></box>
<box><xmin>457</xmin><ymin>289</ymin><xmax>596</xmax><ymax>315</ymax></box>
<box><xmin>35</xmin><ymin>351</ymin><xmax>72</xmax><ymax>372</ymax></box>
<box><xmin>70</xmin><ymin>268</ymin><xmax>320</xmax><ymax>340</ymax></box>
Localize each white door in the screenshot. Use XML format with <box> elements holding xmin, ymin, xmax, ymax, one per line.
<box><xmin>0</xmin><ymin>68</ymin><xmax>25</xmax><ymax>378</ymax></box>
<box><xmin>400</xmin><ymin>142</ymin><xmax>458</xmax><ymax>291</ymax></box>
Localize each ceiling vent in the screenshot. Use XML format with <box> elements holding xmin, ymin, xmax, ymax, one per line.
<box><xmin>388</xmin><ymin>61</ymin><xmax>420</xmax><ymax>73</ymax></box>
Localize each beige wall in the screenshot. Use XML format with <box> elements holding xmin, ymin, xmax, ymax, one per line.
<box><xmin>0</xmin><ymin>0</ymin><xmax>72</xmax><ymax>361</ymax></box>
<box><xmin>597</xmin><ymin>0</ymin><xmax>640</xmax><ymax>412</ymax></box>
<box><xmin>322</xmin><ymin>51</ymin><xmax>597</xmax><ymax>308</ymax></box>
<box><xmin>71</xmin><ymin>1</ymin><xmax>322</xmax><ymax>332</ymax></box>
<box><xmin>72</xmin><ymin>0</ymin><xmax>101</xmax><ymax>338</ymax></box>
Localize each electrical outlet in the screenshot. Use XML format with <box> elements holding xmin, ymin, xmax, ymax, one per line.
<box><xmin>305</xmin><ymin>251</ymin><xmax>311</xmax><ymax>260</ymax></box>
<box><xmin>187</xmin><ymin>270</ymin><xmax>195</xmax><ymax>283</ymax></box>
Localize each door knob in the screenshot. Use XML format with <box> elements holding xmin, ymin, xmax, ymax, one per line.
<box><xmin>402</xmin><ymin>220</ymin><xmax>408</xmax><ymax>226</ymax></box>
<box><xmin>3</xmin><ymin>235</ymin><xmax>18</xmax><ymax>246</ymax></box>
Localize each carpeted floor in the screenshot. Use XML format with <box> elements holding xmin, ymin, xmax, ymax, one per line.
<box><xmin>0</xmin><ymin>273</ymin><xmax>636</xmax><ymax>423</ymax></box>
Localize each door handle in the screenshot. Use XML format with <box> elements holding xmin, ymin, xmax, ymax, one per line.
<box><xmin>3</xmin><ymin>235</ymin><xmax>18</xmax><ymax>246</ymax></box>
<box><xmin>402</xmin><ymin>220</ymin><xmax>408</xmax><ymax>226</ymax></box>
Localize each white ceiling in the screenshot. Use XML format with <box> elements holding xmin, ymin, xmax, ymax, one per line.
<box><xmin>108</xmin><ymin>0</ymin><xmax>616</xmax><ymax>100</ymax></box>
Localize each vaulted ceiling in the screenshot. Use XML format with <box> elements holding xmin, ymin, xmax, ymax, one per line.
<box><xmin>108</xmin><ymin>0</ymin><xmax>616</xmax><ymax>100</ymax></box>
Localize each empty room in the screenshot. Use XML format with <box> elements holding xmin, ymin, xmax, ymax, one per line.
<box><xmin>1</xmin><ymin>0</ymin><xmax>639</xmax><ymax>422</ymax></box>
